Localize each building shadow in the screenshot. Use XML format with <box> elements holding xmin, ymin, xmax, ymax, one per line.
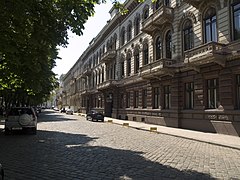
<box><xmin>0</xmin><ymin>129</ymin><xmax>214</xmax><ymax>180</ymax></box>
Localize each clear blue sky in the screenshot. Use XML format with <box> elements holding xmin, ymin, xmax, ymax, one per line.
<box><xmin>53</xmin><ymin>2</ymin><xmax>113</xmax><ymax>78</ymax></box>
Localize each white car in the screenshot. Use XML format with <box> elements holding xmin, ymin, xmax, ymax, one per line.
<box><xmin>66</xmin><ymin>109</ymin><xmax>74</xmax><ymax>115</ymax></box>
<box><xmin>5</xmin><ymin>107</ymin><xmax>37</xmax><ymax>135</ymax></box>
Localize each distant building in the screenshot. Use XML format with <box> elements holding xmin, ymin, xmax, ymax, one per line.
<box><xmin>63</xmin><ymin>0</ymin><xmax>240</xmax><ymax>136</ymax></box>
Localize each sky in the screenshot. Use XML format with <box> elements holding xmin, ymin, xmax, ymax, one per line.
<box><xmin>53</xmin><ymin>2</ymin><xmax>113</xmax><ymax>78</ymax></box>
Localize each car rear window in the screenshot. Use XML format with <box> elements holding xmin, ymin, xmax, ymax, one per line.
<box><xmin>8</xmin><ymin>108</ymin><xmax>33</xmax><ymax>116</ymax></box>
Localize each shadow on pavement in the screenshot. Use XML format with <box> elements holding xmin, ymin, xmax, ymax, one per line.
<box><xmin>37</xmin><ymin>109</ymin><xmax>79</xmax><ymax>123</ymax></box>
<box><xmin>0</xmin><ymin>129</ymin><xmax>214</xmax><ymax>179</ymax></box>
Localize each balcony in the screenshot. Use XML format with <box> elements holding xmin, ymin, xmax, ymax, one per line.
<box><xmin>226</xmin><ymin>39</ymin><xmax>240</xmax><ymax>60</ymax></box>
<box><xmin>142</xmin><ymin>5</ymin><xmax>173</xmax><ymax>35</ymax></box>
<box><xmin>82</xmin><ymin>68</ymin><xmax>92</xmax><ymax>77</ymax></box>
<box><xmin>97</xmin><ymin>79</ymin><xmax>118</xmax><ymax>91</ymax></box>
<box><xmin>100</xmin><ymin>50</ymin><xmax>116</xmax><ymax>63</ymax></box>
<box><xmin>139</xmin><ymin>58</ymin><xmax>176</xmax><ymax>79</ymax></box>
<box><xmin>184</xmin><ymin>42</ymin><xmax>227</xmax><ymax>71</ymax></box>
<box><xmin>181</xmin><ymin>0</ymin><xmax>203</xmax><ymax>8</ymax></box>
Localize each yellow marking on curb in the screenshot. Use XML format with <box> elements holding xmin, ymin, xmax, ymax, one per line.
<box><xmin>107</xmin><ymin>120</ymin><xmax>113</xmax><ymax>123</ymax></box>
<box><xmin>123</xmin><ymin>123</ymin><xmax>129</xmax><ymax>127</ymax></box>
<box><xmin>150</xmin><ymin>127</ymin><xmax>157</xmax><ymax>132</ymax></box>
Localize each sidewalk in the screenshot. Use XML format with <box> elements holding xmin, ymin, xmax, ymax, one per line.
<box><xmin>103</xmin><ymin>117</ymin><xmax>240</xmax><ymax>150</ymax></box>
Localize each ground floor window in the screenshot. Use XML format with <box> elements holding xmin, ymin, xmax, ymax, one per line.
<box><xmin>164</xmin><ymin>85</ymin><xmax>171</xmax><ymax>109</ymax></box>
<box><xmin>153</xmin><ymin>87</ymin><xmax>160</xmax><ymax>109</ymax></box>
<box><xmin>142</xmin><ymin>89</ymin><xmax>147</xmax><ymax>108</ymax></box>
<box><xmin>126</xmin><ymin>92</ymin><xmax>130</xmax><ymax>108</ymax></box>
<box><xmin>237</xmin><ymin>75</ymin><xmax>240</xmax><ymax>109</ymax></box>
<box><xmin>134</xmin><ymin>91</ymin><xmax>139</xmax><ymax>108</ymax></box>
<box><xmin>207</xmin><ymin>78</ymin><xmax>219</xmax><ymax>109</ymax></box>
<box><xmin>120</xmin><ymin>93</ymin><xmax>124</xmax><ymax>108</ymax></box>
<box><xmin>185</xmin><ymin>82</ymin><xmax>194</xmax><ymax>109</ymax></box>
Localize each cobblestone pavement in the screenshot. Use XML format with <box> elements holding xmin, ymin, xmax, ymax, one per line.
<box><xmin>0</xmin><ymin>110</ymin><xmax>240</xmax><ymax>180</ymax></box>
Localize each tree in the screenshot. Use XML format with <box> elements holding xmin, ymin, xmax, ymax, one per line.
<box><xmin>0</xmin><ymin>0</ymin><xmax>107</xmax><ymax>107</ymax></box>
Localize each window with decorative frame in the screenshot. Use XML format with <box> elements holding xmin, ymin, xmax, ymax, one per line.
<box><xmin>127</xmin><ymin>54</ymin><xmax>131</xmax><ymax>76</ymax></box>
<box><xmin>231</xmin><ymin>0</ymin><xmax>240</xmax><ymax>40</ymax></box>
<box><xmin>155</xmin><ymin>36</ymin><xmax>162</xmax><ymax>60</ymax></box>
<box><xmin>134</xmin><ymin>91</ymin><xmax>139</xmax><ymax>108</ymax></box>
<box><xmin>101</xmin><ymin>66</ymin><xmax>104</xmax><ymax>82</ymax></box>
<box><xmin>142</xmin><ymin>89</ymin><xmax>147</xmax><ymax>108</ymax></box>
<box><xmin>143</xmin><ymin>5</ymin><xmax>149</xmax><ymax>20</ymax></box>
<box><xmin>153</xmin><ymin>87</ymin><xmax>160</xmax><ymax>109</ymax></box>
<box><xmin>236</xmin><ymin>75</ymin><xmax>240</xmax><ymax>109</ymax></box>
<box><xmin>127</xmin><ymin>23</ymin><xmax>132</xmax><ymax>42</ymax></box>
<box><xmin>126</xmin><ymin>92</ymin><xmax>130</xmax><ymax>108</ymax></box>
<box><xmin>120</xmin><ymin>60</ymin><xmax>124</xmax><ymax>79</ymax></box>
<box><xmin>165</xmin><ymin>30</ymin><xmax>172</xmax><ymax>59</ymax></box>
<box><xmin>143</xmin><ymin>43</ymin><xmax>149</xmax><ymax>65</ymax></box>
<box><xmin>120</xmin><ymin>93</ymin><xmax>124</xmax><ymax>108</ymax></box>
<box><xmin>121</xmin><ymin>27</ymin><xmax>125</xmax><ymax>46</ymax></box>
<box><xmin>185</xmin><ymin>82</ymin><xmax>194</xmax><ymax>109</ymax></box>
<box><xmin>204</xmin><ymin>7</ymin><xmax>217</xmax><ymax>43</ymax></box>
<box><xmin>164</xmin><ymin>0</ymin><xmax>170</xmax><ymax>6</ymax></box>
<box><xmin>134</xmin><ymin>15</ymin><xmax>140</xmax><ymax>36</ymax></box>
<box><xmin>164</xmin><ymin>85</ymin><xmax>171</xmax><ymax>109</ymax></box>
<box><xmin>206</xmin><ymin>78</ymin><xmax>219</xmax><ymax>109</ymax></box>
<box><xmin>183</xmin><ymin>19</ymin><xmax>194</xmax><ymax>51</ymax></box>
<box><xmin>134</xmin><ymin>48</ymin><xmax>140</xmax><ymax>73</ymax></box>
<box><xmin>155</xmin><ymin>0</ymin><xmax>161</xmax><ymax>10</ymax></box>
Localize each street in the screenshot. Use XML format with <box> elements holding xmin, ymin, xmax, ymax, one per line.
<box><xmin>0</xmin><ymin>110</ymin><xmax>240</xmax><ymax>180</ymax></box>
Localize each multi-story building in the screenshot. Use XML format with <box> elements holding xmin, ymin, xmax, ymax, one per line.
<box><xmin>62</xmin><ymin>0</ymin><xmax>240</xmax><ymax>136</ymax></box>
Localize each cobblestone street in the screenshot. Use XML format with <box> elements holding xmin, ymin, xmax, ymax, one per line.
<box><xmin>0</xmin><ymin>110</ymin><xmax>240</xmax><ymax>179</ymax></box>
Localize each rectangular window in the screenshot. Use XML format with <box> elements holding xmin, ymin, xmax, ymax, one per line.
<box><xmin>120</xmin><ymin>93</ymin><xmax>124</xmax><ymax>108</ymax></box>
<box><xmin>185</xmin><ymin>82</ymin><xmax>194</xmax><ymax>109</ymax></box>
<box><xmin>164</xmin><ymin>85</ymin><xmax>171</xmax><ymax>109</ymax></box>
<box><xmin>153</xmin><ymin>87</ymin><xmax>160</xmax><ymax>109</ymax></box>
<box><xmin>207</xmin><ymin>78</ymin><xmax>219</xmax><ymax>109</ymax></box>
<box><xmin>233</xmin><ymin>2</ymin><xmax>240</xmax><ymax>40</ymax></box>
<box><xmin>142</xmin><ymin>89</ymin><xmax>147</xmax><ymax>108</ymax></box>
<box><xmin>134</xmin><ymin>91</ymin><xmax>139</xmax><ymax>108</ymax></box>
<box><xmin>126</xmin><ymin>92</ymin><xmax>130</xmax><ymax>108</ymax></box>
<box><xmin>237</xmin><ymin>75</ymin><xmax>240</xmax><ymax>109</ymax></box>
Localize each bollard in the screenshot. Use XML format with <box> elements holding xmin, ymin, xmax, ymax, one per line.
<box><xmin>107</xmin><ymin>119</ymin><xmax>113</xmax><ymax>123</ymax></box>
<box><xmin>150</xmin><ymin>127</ymin><xmax>157</xmax><ymax>132</ymax></box>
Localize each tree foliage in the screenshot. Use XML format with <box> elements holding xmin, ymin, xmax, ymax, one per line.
<box><xmin>0</xmin><ymin>0</ymin><xmax>105</xmax><ymax>107</ymax></box>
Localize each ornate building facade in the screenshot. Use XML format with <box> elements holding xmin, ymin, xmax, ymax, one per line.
<box><xmin>62</xmin><ymin>0</ymin><xmax>240</xmax><ymax>136</ymax></box>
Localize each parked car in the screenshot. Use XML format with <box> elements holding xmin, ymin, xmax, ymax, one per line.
<box><xmin>5</xmin><ymin>107</ymin><xmax>37</xmax><ymax>135</ymax></box>
<box><xmin>60</xmin><ymin>108</ymin><xmax>66</xmax><ymax>113</ymax></box>
<box><xmin>86</xmin><ymin>110</ymin><xmax>104</xmax><ymax>122</ymax></box>
<box><xmin>0</xmin><ymin>163</ymin><xmax>3</xmax><ymax>180</ymax></box>
<box><xmin>66</xmin><ymin>109</ymin><xmax>73</xmax><ymax>115</ymax></box>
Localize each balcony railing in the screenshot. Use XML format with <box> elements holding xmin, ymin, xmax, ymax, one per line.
<box><xmin>100</xmin><ymin>50</ymin><xmax>116</xmax><ymax>63</ymax></box>
<box><xmin>184</xmin><ymin>42</ymin><xmax>227</xmax><ymax>69</ymax></box>
<box><xmin>97</xmin><ymin>79</ymin><xmax>118</xmax><ymax>90</ymax></box>
<box><xmin>139</xmin><ymin>58</ymin><xmax>175</xmax><ymax>78</ymax></box>
<box><xmin>142</xmin><ymin>5</ymin><xmax>173</xmax><ymax>34</ymax></box>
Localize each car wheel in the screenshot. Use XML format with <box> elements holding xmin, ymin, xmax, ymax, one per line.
<box><xmin>4</xmin><ymin>128</ymin><xmax>10</xmax><ymax>135</ymax></box>
<box><xmin>86</xmin><ymin>116</ymin><xmax>92</xmax><ymax>121</ymax></box>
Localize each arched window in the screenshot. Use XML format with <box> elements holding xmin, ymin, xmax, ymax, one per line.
<box><xmin>155</xmin><ymin>0</ymin><xmax>161</xmax><ymax>10</ymax></box>
<box><xmin>126</xmin><ymin>53</ymin><xmax>131</xmax><ymax>76</ymax></box>
<box><xmin>134</xmin><ymin>15</ymin><xmax>140</xmax><ymax>36</ymax></box>
<box><xmin>183</xmin><ymin>19</ymin><xmax>194</xmax><ymax>51</ymax></box>
<box><xmin>120</xmin><ymin>58</ymin><xmax>125</xmax><ymax>79</ymax></box>
<box><xmin>96</xmin><ymin>52</ymin><xmax>99</xmax><ymax>64</ymax></box>
<box><xmin>121</xmin><ymin>27</ymin><xmax>125</xmax><ymax>46</ymax></box>
<box><xmin>103</xmin><ymin>45</ymin><xmax>105</xmax><ymax>53</ymax></box>
<box><xmin>231</xmin><ymin>0</ymin><xmax>240</xmax><ymax>40</ymax></box>
<box><xmin>134</xmin><ymin>48</ymin><xmax>140</xmax><ymax>73</ymax></box>
<box><xmin>204</xmin><ymin>7</ymin><xmax>217</xmax><ymax>43</ymax></box>
<box><xmin>143</xmin><ymin>5</ymin><xmax>149</xmax><ymax>20</ymax></box>
<box><xmin>101</xmin><ymin>66</ymin><xmax>104</xmax><ymax>82</ymax></box>
<box><xmin>127</xmin><ymin>23</ymin><xmax>132</xmax><ymax>41</ymax></box>
<box><xmin>155</xmin><ymin>36</ymin><xmax>162</xmax><ymax>60</ymax></box>
<box><xmin>143</xmin><ymin>43</ymin><xmax>149</xmax><ymax>65</ymax></box>
<box><xmin>164</xmin><ymin>0</ymin><xmax>170</xmax><ymax>7</ymax></box>
<box><xmin>166</xmin><ymin>30</ymin><xmax>172</xmax><ymax>59</ymax></box>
